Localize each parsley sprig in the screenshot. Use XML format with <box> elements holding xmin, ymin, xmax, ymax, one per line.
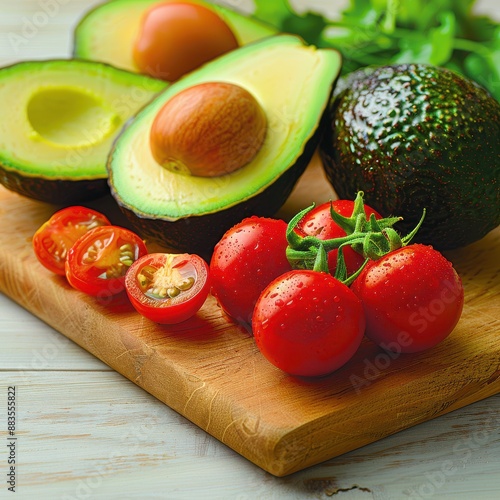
<box><xmin>249</xmin><ymin>0</ymin><xmax>500</xmax><ymax>101</ymax></box>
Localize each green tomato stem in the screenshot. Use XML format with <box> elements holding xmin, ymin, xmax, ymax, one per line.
<box><xmin>286</xmin><ymin>191</ymin><xmax>426</xmax><ymax>280</ymax></box>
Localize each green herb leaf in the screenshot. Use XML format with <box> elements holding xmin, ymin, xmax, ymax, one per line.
<box><xmin>249</xmin><ymin>0</ymin><xmax>500</xmax><ymax>101</ymax></box>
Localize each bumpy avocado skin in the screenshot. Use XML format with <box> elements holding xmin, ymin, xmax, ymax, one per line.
<box><xmin>320</xmin><ymin>63</ymin><xmax>500</xmax><ymax>250</ymax></box>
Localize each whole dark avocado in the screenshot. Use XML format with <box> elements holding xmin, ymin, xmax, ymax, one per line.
<box><xmin>319</xmin><ymin>63</ymin><xmax>500</xmax><ymax>250</ymax></box>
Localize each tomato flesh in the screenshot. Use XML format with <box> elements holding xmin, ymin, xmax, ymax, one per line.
<box><xmin>295</xmin><ymin>200</ymin><xmax>382</xmax><ymax>275</ymax></box>
<box><xmin>32</xmin><ymin>206</ymin><xmax>111</xmax><ymax>275</ymax></box>
<box><xmin>125</xmin><ymin>253</ymin><xmax>210</xmax><ymax>324</ymax></box>
<box><xmin>65</xmin><ymin>226</ymin><xmax>148</xmax><ymax>297</ymax></box>
<box><xmin>210</xmin><ymin>217</ymin><xmax>292</xmax><ymax>327</ymax></box>
<box><xmin>351</xmin><ymin>244</ymin><xmax>464</xmax><ymax>353</ymax></box>
<box><xmin>252</xmin><ymin>270</ymin><xmax>365</xmax><ymax>377</ymax></box>
<box><xmin>133</xmin><ymin>2</ymin><xmax>239</xmax><ymax>81</ymax></box>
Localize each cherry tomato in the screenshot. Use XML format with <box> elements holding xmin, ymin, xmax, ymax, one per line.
<box><xmin>133</xmin><ymin>1</ymin><xmax>239</xmax><ymax>81</ymax></box>
<box><xmin>351</xmin><ymin>244</ymin><xmax>464</xmax><ymax>353</ymax></box>
<box><xmin>210</xmin><ymin>217</ymin><xmax>292</xmax><ymax>327</ymax></box>
<box><xmin>252</xmin><ymin>270</ymin><xmax>365</xmax><ymax>377</ymax></box>
<box><xmin>295</xmin><ymin>199</ymin><xmax>382</xmax><ymax>275</ymax></box>
<box><xmin>33</xmin><ymin>206</ymin><xmax>111</xmax><ymax>275</ymax></box>
<box><xmin>65</xmin><ymin>226</ymin><xmax>148</xmax><ymax>297</ymax></box>
<box><xmin>125</xmin><ymin>253</ymin><xmax>210</xmax><ymax>324</ymax></box>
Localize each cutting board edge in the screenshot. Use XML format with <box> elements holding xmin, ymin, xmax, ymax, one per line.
<box><xmin>3</xmin><ymin>276</ymin><xmax>499</xmax><ymax>477</ymax></box>
<box><xmin>1</xmin><ymin>184</ymin><xmax>500</xmax><ymax>477</ymax></box>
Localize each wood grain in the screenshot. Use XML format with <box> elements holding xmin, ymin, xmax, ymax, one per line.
<box><xmin>0</xmin><ymin>157</ymin><xmax>499</xmax><ymax>477</ymax></box>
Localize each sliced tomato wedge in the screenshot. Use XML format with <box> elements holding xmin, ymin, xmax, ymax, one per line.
<box><xmin>32</xmin><ymin>206</ymin><xmax>111</xmax><ymax>275</ymax></box>
<box><xmin>65</xmin><ymin>225</ymin><xmax>148</xmax><ymax>297</ymax></box>
<box><xmin>125</xmin><ymin>253</ymin><xmax>210</xmax><ymax>324</ymax></box>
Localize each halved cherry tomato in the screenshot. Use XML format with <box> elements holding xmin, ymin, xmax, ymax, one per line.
<box><xmin>32</xmin><ymin>206</ymin><xmax>111</xmax><ymax>275</ymax></box>
<box><xmin>252</xmin><ymin>270</ymin><xmax>365</xmax><ymax>377</ymax></box>
<box><xmin>125</xmin><ymin>253</ymin><xmax>210</xmax><ymax>324</ymax></box>
<box><xmin>295</xmin><ymin>199</ymin><xmax>382</xmax><ymax>275</ymax></box>
<box><xmin>65</xmin><ymin>226</ymin><xmax>148</xmax><ymax>297</ymax></box>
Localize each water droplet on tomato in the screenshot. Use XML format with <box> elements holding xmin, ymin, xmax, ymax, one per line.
<box><xmin>275</xmin><ymin>299</ymin><xmax>284</xmax><ymax>307</ymax></box>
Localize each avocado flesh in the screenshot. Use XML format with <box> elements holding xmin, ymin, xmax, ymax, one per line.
<box><xmin>0</xmin><ymin>59</ymin><xmax>166</xmax><ymax>203</ymax></box>
<box><xmin>108</xmin><ymin>35</ymin><xmax>342</xmax><ymax>252</ymax></box>
<box><xmin>73</xmin><ymin>0</ymin><xmax>277</xmax><ymax>75</ymax></box>
<box><xmin>320</xmin><ymin>63</ymin><xmax>500</xmax><ymax>250</ymax></box>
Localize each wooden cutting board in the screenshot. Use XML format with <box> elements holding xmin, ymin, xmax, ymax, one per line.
<box><xmin>0</xmin><ymin>156</ymin><xmax>499</xmax><ymax>477</ymax></box>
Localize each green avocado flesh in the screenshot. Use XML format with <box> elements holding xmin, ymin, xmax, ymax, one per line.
<box><xmin>108</xmin><ymin>35</ymin><xmax>342</xmax><ymax>252</ymax></box>
<box><xmin>73</xmin><ymin>0</ymin><xmax>277</xmax><ymax>74</ymax></box>
<box><xmin>320</xmin><ymin>63</ymin><xmax>500</xmax><ymax>250</ymax></box>
<box><xmin>0</xmin><ymin>59</ymin><xmax>166</xmax><ymax>203</ymax></box>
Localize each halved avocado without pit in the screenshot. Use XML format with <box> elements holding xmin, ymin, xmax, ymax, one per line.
<box><xmin>0</xmin><ymin>59</ymin><xmax>167</xmax><ymax>204</ymax></box>
<box><xmin>73</xmin><ymin>0</ymin><xmax>278</xmax><ymax>76</ymax></box>
<box><xmin>108</xmin><ymin>35</ymin><xmax>342</xmax><ymax>253</ymax></box>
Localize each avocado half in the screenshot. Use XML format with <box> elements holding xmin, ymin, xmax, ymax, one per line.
<box><xmin>108</xmin><ymin>35</ymin><xmax>342</xmax><ymax>253</ymax></box>
<box><xmin>73</xmin><ymin>0</ymin><xmax>277</xmax><ymax>75</ymax></box>
<box><xmin>320</xmin><ymin>63</ymin><xmax>500</xmax><ymax>250</ymax></box>
<box><xmin>0</xmin><ymin>59</ymin><xmax>167</xmax><ymax>204</ymax></box>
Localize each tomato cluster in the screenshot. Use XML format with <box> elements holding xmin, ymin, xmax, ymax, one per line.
<box><xmin>210</xmin><ymin>193</ymin><xmax>464</xmax><ymax>377</ymax></box>
<box><xmin>32</xmin><ymin>206</ymin><xmax>210</xmax><ymax>324</ymax></box>
<box><xmin>33</xmin><ymin>194</ymin><xmax>465</xmax><ymax>377</ymax></box>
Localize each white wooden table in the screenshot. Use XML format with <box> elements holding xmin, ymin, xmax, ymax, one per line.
<box><xmin>1</xmin><ymin>1</ymin><xmax>499</xmax><ymax>498</ymax></box>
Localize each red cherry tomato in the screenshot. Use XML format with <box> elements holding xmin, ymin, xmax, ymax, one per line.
<box><xmin>133</xmin><ymin>1</ymin><xmax>239</xmax><ymax>81</ymax></box>
<box><xmin>295</xmin><ymin>199</ymin><xmax>382</xmax><ymax>275</ymax></box>
<box><xmin>252</xmin><ymin>270</ymin><xmax>366</xmax><ymax>377</ymax></box>
<box><xmin>65</xmin><ymin>226</ymin><xmax>148</xmax><ymax>297</ymax></box>
<box><xmin>32</xmin><ymin>206</ymin><xmax>111</xmax><ymax>275</ymax></box>
<box><xmin>125</xmin><ymin>253</ymin><xmax>210</xmax><ymax>324</ymax></box>
<box><xmin>351</xmin><ymin>244</ymin><xmax>464</xmax><ymax>353</ymax></box>
<box><xmin>210</xmin><ymin>217</ymin><xmax>292</xmax><ymax>327</ymax></box>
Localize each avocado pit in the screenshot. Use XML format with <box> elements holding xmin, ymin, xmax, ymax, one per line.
<box><xmin>133</xmin><ymin>1</ymin><xmax>239</xmax><ymax>81</ymax></box>
<box><xmin>150</xmin><ymin>81</ymin><xmax>267</xmax><ymax>177</ymax></box>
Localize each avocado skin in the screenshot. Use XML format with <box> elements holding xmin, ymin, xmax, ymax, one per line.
<box><xmin>320</xmin><ymin>63</ymin><xmax>500</xmax><ymax>250</ymax></box>
<box><xmin>113</xmin><ymin>125</ymin><xmax>320</xmax><ymax>256</ymax></box>
<box><xmin>0</xmin><ymin>163</ymin><xmax>108</xmax><ymax>204</ymax></box>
